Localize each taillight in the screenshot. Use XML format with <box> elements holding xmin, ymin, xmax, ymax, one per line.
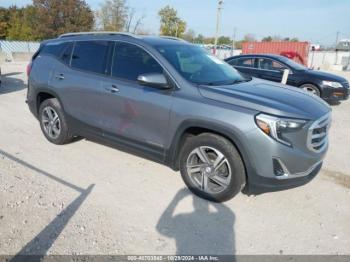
<box><xmin>26</xmin><ymin>62</ymin><xmax>32</xmax><ymax>77</ymax></box>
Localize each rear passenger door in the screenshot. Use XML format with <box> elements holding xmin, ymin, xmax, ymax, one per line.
<box><xmin>99</xmin><ymin>41</ymin><xmax>173</xmax><ymax>159</ymax></box>
<box><xmin>51</xmin><ymin>40</ymin><xmax>113</xmax><ymax>135</ymax></box>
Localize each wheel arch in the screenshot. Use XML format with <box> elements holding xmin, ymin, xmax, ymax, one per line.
<box><xmin>35</xmin><ymin>89</ymin><xmax>63</xmax><ymax>116</ymax></box>
<box><xmin>299</xmin><ymin>82</ymin><xmax>322</xmax><ymax>96</ymax></box>
<box><xmin>166</xmin><ymin>120</ymin><xmax>253</xmax><ymax>179</ymax></box>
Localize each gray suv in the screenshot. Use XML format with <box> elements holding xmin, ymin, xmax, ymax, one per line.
<box><xmin>26</xmin><ymin>32</ymin><xmax>331</xmax><ymax>202</ymax></box>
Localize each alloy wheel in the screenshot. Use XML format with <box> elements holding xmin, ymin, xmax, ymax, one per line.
<box><xmin>42</xmin><ymin>106</ymin><xmax>61</xmax><ymax>139</ymax></box>
<box><xmin>302</xmin><ymin>85</ymin><xmax>320</xmax><ymax>96</ymax></box>
<box><xmin>186</xmin><ymin>146</ymin><xmax>232</xmax><ymax>194</ymax></box>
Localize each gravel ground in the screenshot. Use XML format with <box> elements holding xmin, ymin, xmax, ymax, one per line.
<box><xmin>0</xmin><ymin>62</ymin><xmax>350</xmax><ymax>256</ymax></box>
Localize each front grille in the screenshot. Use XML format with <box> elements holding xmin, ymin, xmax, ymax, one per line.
<box><xmin>307</xmin><ymin>113</ymin><xmax>331</xmax><ymax>153</ymax></box>
<box><xmin>343</xmin><ymin>81</ymin><xmax>349</xmax><ymax>89</ymax></box>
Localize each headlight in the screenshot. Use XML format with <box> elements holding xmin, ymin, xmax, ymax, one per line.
<box><xmin>255</xmin><ymin>114</ymin><xmax>307</xmax><ymax>146</ymax></box>
<box><xmin>322</xmin><ymin>81</ymin><xmax>343</xmax><ymax>88</ymax></box>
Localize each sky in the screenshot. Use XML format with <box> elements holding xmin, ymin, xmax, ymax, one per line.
<box><xmin>1</xmin><ymin>0</ymin><xmax>350</xmax><ymax>46</ymax></box>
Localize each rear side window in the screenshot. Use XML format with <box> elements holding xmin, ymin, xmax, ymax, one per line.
<box><xmin>71</xmin><ymin>41</ymin><xmax>110</xmax><ymax>75</ymax></box>
<box><xmin>112</xmin><ymin>42</ymin><xmax>163</xmax><ymax>81</ymax></box>
<box><xmin>61</xmin><ymin>43</ymin><xmax>73</xmax><ymax>65</ymax></box>
<box><xmin>40</xmin><ymin>42</ymin><xmax>73</xmax><ymax>65</ymax></box>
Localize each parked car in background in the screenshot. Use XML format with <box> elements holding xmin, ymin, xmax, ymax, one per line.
<box><xmin>27</xmin><ymin>33</ymin><xmax>331</xmax><ymax>202</ymax></box>
<box><xmin>225</xmin><ymin>54</ymin><xmax>349</xmax><ymax>102</ymax></box>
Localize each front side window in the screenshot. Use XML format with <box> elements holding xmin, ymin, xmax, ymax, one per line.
<box><xmin>237</xmin><ymin>58</ymin><xmax>254</xmax><ymax>68</ymax></box>
<box><xmin>258</xmin><ymin>58</ymin><xmax>287</xmax><ymax>71</ymax></box>
<box><xmin>112</xmin><ymin>42</ymin><xmax>163</xmax><ymax>81</ymax></box>
<box><xmin>156</xmin><ymin>44</ymin><xmax>247</xmax><ymax>85</ymax></box>
<box><xmin>71</xmin><ymin>41</ymin><xmax>110</xmax><ymax>74</ymax></box>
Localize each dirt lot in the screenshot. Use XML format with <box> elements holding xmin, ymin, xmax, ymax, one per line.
<box><xmin>0</xmin><ymin>62</ymin><xmax>350</xmax><ymax>256</ymax></box>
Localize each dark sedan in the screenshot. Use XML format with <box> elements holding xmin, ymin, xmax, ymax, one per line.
<box><xmin>225</xmin><ymin>54</ymin><xmax>349</xmax><ymax>102</ymax></box>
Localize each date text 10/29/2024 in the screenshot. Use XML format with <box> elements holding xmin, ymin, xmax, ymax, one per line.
<box><xmin>127</xmin><ymin>255</ymin><xmax>220</xmax><ymax>261</ymax></box>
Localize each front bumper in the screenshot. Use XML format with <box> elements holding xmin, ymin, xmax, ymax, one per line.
<box><xmin>244</xmin><ymin>162</ymin><xmax>322</xmax><ymax>194</ymax></box>
<box><xmin>243</xmin><ymin>115</ymin><xmax>329</xmax><ymax>194</ymax></box>
<box><xmin>322</xmin><ymin>86</ymin><xmax>349</xmax><ymax>101</ymax></box>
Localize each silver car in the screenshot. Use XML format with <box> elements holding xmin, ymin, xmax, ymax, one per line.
<box><xmin>26</xmin><ymin>32</ymin><xmax>331</xmax><ymax>202</ymax></box>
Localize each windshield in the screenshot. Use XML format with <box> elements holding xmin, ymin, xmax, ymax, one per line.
<box><xmin>279</xmin><ymin>56</ymin><xmax>308</xmax><ymax>70</ymax></box>
<box><xmin>156</xmin><ymin>44</ymin><xmax>249</xmax><ymax>85</ymax></box>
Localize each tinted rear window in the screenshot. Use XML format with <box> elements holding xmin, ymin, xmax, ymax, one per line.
<box><xmin>41</xmin><ymin>42</ymin><xmax>73</xmax><ymax>65</ymax></box>
<box><xmin>71</xmin><ymin>41</ymin><xmax>110</xmax><ymax>74</ymax></box>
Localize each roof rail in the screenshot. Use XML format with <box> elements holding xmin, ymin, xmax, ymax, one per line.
<box><xmin>159</xmin><ymin>36</ymin><xmax>187</xmax><ymax>42</ymax></box>
<box><xmin>58</xmin><ymin>31</ymin><xmax>139</xmax><ymax>39</ymax></box>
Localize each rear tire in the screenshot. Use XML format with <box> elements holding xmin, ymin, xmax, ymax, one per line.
<box><xmin>179</xmin><ymin>133</ymin><xmax>246</xmax><ymax>202</ymax></box>
<box><xmin>39</xmin><ymin>98</ymin><xmax>72</xmax><ymax>145</ymax></box>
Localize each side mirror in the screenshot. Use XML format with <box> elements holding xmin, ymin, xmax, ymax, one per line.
<box><xmin>137</xmin><ymin>73</ymin><xmax>170</xmax><ymax>89</ymax></box>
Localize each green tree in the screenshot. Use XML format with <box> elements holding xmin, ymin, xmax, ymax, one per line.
<box><xmin>95</xmin><ymin>0</ymin><xmax>146</xmax><ymax>33</ymax></box>
<box><xmin>96</xmin><ymin>0</ymin><xmax>128</xmax><ymax>31</ymax></box>
<box><xmin>203</xmin><ymin>37</ymin><xmax>215</xmax><ymax>44</ymax></box>
<box><xmin>243</xmin><ymin>34</ymin><xmax>256</xmax><ymax>42</ymax></box>
<box><xmin>158</xmin><ymin>5</ymin><xmax>186</xmax><ymax>37</ymax></box>
<box><xmin>0</xmin><ymin>7</ymin><xmax>11</xmax><ymax>39</ymax></box>
<box><xmin>218</xmin><ymin>36</ymin><xmax>231</xmax><ymax>45</ymax></box>
<box><xmin>235</xmin><ymin>40</ymin><xmax>243</xmax><ymax>49</ymax></box>
<box><xmin>33</xmin><ymin>0</ymin><xmax>94</xmax><ymax>40</ymax></box>
<box><xmin>7</xmin><ymin>6</ymin><xmax>36</xmax><ymax>41</ymax></box>
<box><xmin>194</xmin><ymin>34</ymin><xmax>204</xmax><ymax>43</ymax></box>
<box><xmin>262</xmin><ymin>36</ymin><xmax>273</xmax><ymax>42</ymax></box>
<box><xmin>182</xmin><ymin>29</ymin><xmax>195</xmax><ymax>42</ymax></box>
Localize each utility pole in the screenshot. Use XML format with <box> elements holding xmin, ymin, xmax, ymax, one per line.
<box><xmin>214</xmin><ymin>0</ymin><xmax>223</xmax><ymax>55</ymax></box>
<box><xmin>231</xmin><ymin>27</ymin><xmax>237</xmax><ymax>56</ymax></box>
<box><xmin>174</xmin><ymin>21</ymin><xmax>179</xmax><ymax>38</ymax></box>
<box><xmin>335</xmin><ymin>31</ymin><xmax>340</xmax><ymax>64</ymax></box>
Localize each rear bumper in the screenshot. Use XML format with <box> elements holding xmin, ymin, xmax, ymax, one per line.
<box><xmin>322</xmin><ymin>87</ymin><xmax>349</xmax><ymax>101</ymax></box>
<box><xmin>244</xmin><ymin>162</ymin><xmax>322</xmax><ymax>195</ymax></box>
<box><xmin>26</xmin><ymin>98</ymin><xmax>38</xmax><ymax>119</ymax></box>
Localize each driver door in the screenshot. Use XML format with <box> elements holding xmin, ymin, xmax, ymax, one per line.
<box><xmin>257</xmin><ymin>58</ymin><xmax>288</xmax><ymax>83</ymax></box>
<box><xmin>99</xmin><ymin>41</ymin><xmax>174</xmax><ymax>159</ymax></box>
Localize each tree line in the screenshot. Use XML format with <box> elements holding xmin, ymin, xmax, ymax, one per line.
<box><xmin>0</xmin><ymin>0</ymin><xmax>299</xmax><ymax>47</ymax></box>
<box><xmin>0</xmin><ymin>0</ymin><xmax>146</xmax><ymax>41</ymax></box>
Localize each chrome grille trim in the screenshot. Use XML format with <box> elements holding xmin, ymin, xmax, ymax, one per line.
<box><xmin>307</xmin><ymin>113</ymin><xmax>332</xmax><ymax>153</ymax></box>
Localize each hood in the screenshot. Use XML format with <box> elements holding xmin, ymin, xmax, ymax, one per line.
<box><xmin>302</xmin><ymin>69</ymin><xmax>348</xmax><ymax>83</ymax></box>
<box><xmin>198</xmin><ymin>78</ymin><xmax>331</xmax><ymax>120</ymax></box>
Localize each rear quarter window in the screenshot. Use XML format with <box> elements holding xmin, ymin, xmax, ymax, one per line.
<box><xmin>40</xmin><ymin>42</ymin><xmax>73</xmax><ymax>65</ymax></box>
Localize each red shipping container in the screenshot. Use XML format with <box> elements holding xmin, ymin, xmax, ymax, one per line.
<box><xmin>242</xmin><ymin>42</ymin><xmax>310</xmax><ymax>66</ymax></box>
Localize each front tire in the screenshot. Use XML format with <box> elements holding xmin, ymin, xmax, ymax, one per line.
<box><xmin>179</xmin><ymin>133</ymin><xmax>246</xmax><ymax>202</ymax></box>
<box><xmin>300</xmin><ymin>83</ymin><xmax>321</xmax><ymax>97</ymax></box>
<box><xmin>39</xmin><ymin>98</ymin><xmax>72</xmax><ymax>145</ymax></box>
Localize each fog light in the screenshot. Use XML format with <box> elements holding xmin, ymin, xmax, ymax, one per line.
<box><xmin>273</xmin><ymin>159</ymin><xmax>285</xmax><ymax>177</ymax></box>
<box><xmin>333</xmin><ymin>92</ymin><xmax>343</xmax><ymax>97</ymax></box>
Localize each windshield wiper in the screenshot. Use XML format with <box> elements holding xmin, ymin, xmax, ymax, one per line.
<box><xmin>196</xmin><ymin>77</ymin><xmax>252</xmax><ymax>86</ymax></box>
<box><xmin>224</xmin><ymin>78</ymin><xmax>252</xmax><ymax>85</ymax></box>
